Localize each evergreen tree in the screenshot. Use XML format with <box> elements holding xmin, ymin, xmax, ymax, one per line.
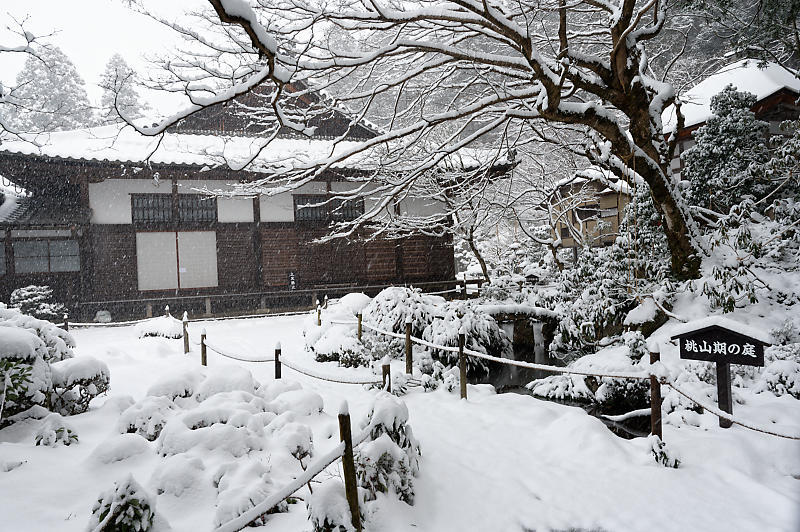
<box><xmin>6</xmin><ymin>46</ymin><xmax>94</xmax><ymax>132</ymax></box>
<box><xmin>99</xmin><ymin>53</ymin><xmax>148</xmax><ymax>123</ymax></box>
<box><xmin>683</xmin><ymin>85</ymin><xmax>772</xmax><ymax>215</ymax></box>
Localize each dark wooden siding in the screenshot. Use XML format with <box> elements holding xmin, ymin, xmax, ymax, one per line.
<box><xmin>89</xmin><ymin>226</ymin><xmax>138</xmax><ymax>299</ymax></box>
<box><xmin>217</xmin><ymin>225</ymin><xmax>259</xmax><ymax>292</ymax></box>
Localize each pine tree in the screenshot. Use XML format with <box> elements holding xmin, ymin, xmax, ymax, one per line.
<box><xmin>6</xmin><ymin>46</ymin><xmax>95</xmax><ymax>132</ymax></box>
<box><xmin>99</xmin><ymin>53</ymin><xmax>149</xmax><ymax>123</ymax></box>
<box><xmin>682</xmin><ymin>85</ymin><xmax>772</xmax><ymax>215</ymax></box>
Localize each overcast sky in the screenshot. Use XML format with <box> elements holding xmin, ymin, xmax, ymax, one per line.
<box><xmin>1</xmin><ymin>0</ymin><xmax>205</xmax><ymax>116</ymax></box>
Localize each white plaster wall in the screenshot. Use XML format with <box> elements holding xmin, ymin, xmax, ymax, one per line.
<box><xmin>89</xmin><ymin>179</ymin><xmax>166</xmax><ymax>224</ymax></box>
<box><xmin>218</xmin><ymin>198</ymin><xmax>254</xmax><ymax>223</ymax></box>
<box><xmin>259</xmin><ymin>182</ymin><xmax>326</xmax><ymax>222</ymax></box>
<box><xmin>398</xmin><ymin>197</ymin><xmax>445</xmax><ymax>217</ymax></box>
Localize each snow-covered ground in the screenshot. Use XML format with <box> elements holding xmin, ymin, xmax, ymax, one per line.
<box><xmin>1</xmin><ymin>311</ymin><xmax>799</xmax><ymax>531</ymax></box>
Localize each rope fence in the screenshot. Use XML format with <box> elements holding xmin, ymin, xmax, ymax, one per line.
<box><xmin>328</xmin><ymin>311</ymin><xmax>800</xmax><ymax>441</ymax></box>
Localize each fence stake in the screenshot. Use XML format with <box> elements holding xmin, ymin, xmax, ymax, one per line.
<box><xmin>405</xmin><ymin>316</ymin><xmax>413</xmax><ymax>375</ymax></box>
<box><xmin>649</xmin><ymin>347</ymin><xmax>662</xmax><ymax>439</ymax></box>
<box><xmin>323</xmin><ymin>295</ymin><xmax>328</xmax><ymax>309</ymax></box>
<box><xmin>182</xmin><ymin>312</ymin><xmax>189</xmax><ymax>354</ymax></box>
<box><xmin>458</xmin><ymin>330</ymin><xmax>467</xmax><ymax>400</ymax></box>
<box><xmin>275</xmin><ymin>342</ymin><xmax>282</xmax><ymax>379</ymax></box>
<box><xmin>317</xmin><ymin>304</ymin><xmax>322</xmax><ymax>326</ymax></box>
<box><xmin>338</xmin><ymin>402</ymin><xmax>362</xmax><ymax>532</ymax></box>
<box><xmin>165</xmin><ymin>305</ymin><xmax>170</xmax><ymax>317</ymax></box>
<box><xmin>382</xmin><ymin>358</ymin><xmax>391</xmax><ymax>393</ymax></box>
<box><xmin>62</xmin><ymin>313</ymin><xmax>69</xmax><ymax>332</ymax></box>
<box><xmin>200</xmin><ymin>329</ymin><xmax>207</xmax><ymax>367</ymax></box>
<box><xmin>357</xmin><ymin>313</ymin><xmax>363</xmax><ymax>342</ymax></box>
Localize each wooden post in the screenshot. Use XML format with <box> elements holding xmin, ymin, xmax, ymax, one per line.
<box><xmin>357</xmin><ymin>313</ymin><xmax>363</xmax><ymax>342</ymax></box>
<box><xmin>204</xmin><ymin>297</ymin><xmax>212</xmax><ymax>317</ymax></box>
<box><xmin>146</xmin><ymin>302</ymin><xmax>153</xmax><ymax>318</ymax></box>
<box><xmin>200</xmin><ymin>329</ymin><xmax>207</xmax><ymax>367</ymax></box>
<box><xmin>182</xmin><ymin>312</ymin><xmax>189</xmax><ymax>354</ymax></box>
<box><xmin>323</xmin><ymin>295</ymin><xmax>328</xmax><ymax>309</ymax></box>
<box><xmin>275</xmin><ymin>342</ymin><xmax>282</xmax><ymax>379</ymax></box>
<box><xmin>458</xmin><ymin>331</ymin><xmax>467</xmax><ymax>400</ymax></box>
<box><xmin>649</xmin><ymin>348</ymin><xmax>663</xmax><ymax>439</ymax></box>
<box><xmin>716</xmin><ymin>362</ymin><xmax>733</xmax><ymax>428</ymax></box>
<box><xmin>382</xmin><ymin>359</ymin><xmax>391</xmax><ymax>393</ymax></box>
<box><xmin>338</xmin><ymin>403</ymin><xmax>362</xmax><ymax>532</ymax></box>
<box><xmin>164</xmin><ymin>305</ymin><xmax>170</xmax><ymax>317</ymax></box>
<box><xmin>317</xmin><ymin>304</ymin><xmax>322</xmax><ymax>326</ymax></box>
<box><xmin>405</xmin><ymin>317</ymin><xmax>413</xmax><ymax>375</ymax></box>
<box><xmin>62</xmin><ymin>314</ymin><xmax>69</xmax><ymax>332</ymax></box>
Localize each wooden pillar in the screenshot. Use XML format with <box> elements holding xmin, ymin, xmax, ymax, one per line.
<box><xmin>458</xmin><ymin>331</ymin><xmax>467</xmax><ymax>400</ymax></box>
<box><xmin>182</xmin><ymin>312</ymin><xmax>189</xmax><ymax>354</ymax></box>
<box><xmin>382</xmin><ymin>359</ymin><xmax>391</xmax><ymax>393</ymax></box>
<box><xmin>716</xmin><ymin>362</ymin><xmax>733</xmax><ymax>428</ymax></box>
<box><xmin>275</xmin><ymin>342</ymin><xmax>282</xmax><ymax>379</ymax></box>
<box><xmin>404</xmin><ymin>317</ymin><xmax>413</xmax><ymax>375</ymax></box>
<box><xmin>200</xmin><ymin>329</ymin><xmax>207</xmax><ymax>367</ymax></box>
<box><xmin>338</xmin><ymin>403</ymin><xmax>362</xmax><ymax>532</ymax></box>
<box><xmin>649</xmin><ymin>348</ymin><xmax>663</xmax><ymax>439</ymax></box>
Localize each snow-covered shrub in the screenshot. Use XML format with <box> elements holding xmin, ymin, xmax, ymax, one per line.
<box><xmin>528</xmin><ymin>345</ymin><xmax>650</xmax><ymax>414</ymax></box>
<box><xmin>422</xmin><ymin>302</ymin><xmax>508</xmax><ymax>376</ymax></box>
<box><xmin>34</xmin><ymin>413</ymin><xmax>78</xmax><ymax>446</ymax></box>
<box><xmin>307</xmin><ymin>479</ymin><xmax>362</xmax><ymax>532</ymax></box>
<box><xmin>754</xmin><ymin>360</ymin><xmax>800</xmax><ymax>399</ymax></box>
<box><xmin>771</xmin><ymin>319</ymin><xmax>800</xmax><ymax>345</ymax></box>
<box><xmin>87</xmin><ymin>475</ymin><xmax>156</xmax><ymax>532</ymax></box>
<box><xmin>311</xmin><ymin>325</ymin><xmax>371</xmax><ymax>367</ymax></box>
<box><xmin>212</xmin><ymin>459</ymin><xmax>288</xmax><ymax>528</ymax></box>
<box><xmin>355</xmin><ymin>394</ymin><xmax>420</xmax><ymax>504</ymax></box>
<box><xmin>0</xmin><ymin>327</ymin><xmax>52</xmax><ymax>422</ymax></box>
<box><xmin>362</xmin><ymin>287</ymin><xmax>443</xmax><ymax>338</ymax></box>
<box><xmin>9</xmin><ymin>285</ymin><xmax>67</xmax><ymax>322</ymax></box>
<box><xmin>648</xmin><ymin>435</ymin><xmax>679</xmax><ymax>468</ymax></box>
<box><xmin>135</xmin><ymin>314</ymin><xmax>183</xmax><ymax>339</ymax></box>
<box><xmin>50</xmin><ymin>357</ymin><xmax>110</xmax><ymax>415</ymax></box>
<box><xmin>150</xmin><ymin>455</ymin><xmax>205</xmax><ymax>497</ymax></box>
<box><xmin>118</xmin><ymin>396</ymin><xmax>175</xmax><ymax>441</ymax></box>
<box><xmin>336</xmin><ymin>292</ymin><xmax>371</xmax><ymax>315</ymax></box>
<box><xmin>0</xmin><ymin>305</ymin><xmax>75</xmax><ymax>362</ymax></box>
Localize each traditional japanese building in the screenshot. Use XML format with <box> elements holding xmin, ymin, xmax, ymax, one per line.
<box><xmin>0</xmin><ymin>95</ymin><xmax>455</xmax><ymax>319</ymax></box>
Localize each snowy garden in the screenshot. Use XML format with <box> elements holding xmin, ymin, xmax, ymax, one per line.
<box><xmin>1</xmin><ymin>281</ymin><xmax>799</xmax><ymax>531</ymax></box>
<box><xmin>2</xmin><ymin>0</ymin><xmax>800</xmax><ymax>530</ymax></box>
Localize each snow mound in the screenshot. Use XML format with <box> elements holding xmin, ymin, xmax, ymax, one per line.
<box><xmin>150</xmin><ymin>455</ymin><xmax>206</xmax><ymax>497</ymax></box>
<box><xmin>50</xmin><ymin>356</ymin><xmax>110</xmax><ymax>389</ymax></box>
<box><xmin>136</xmin><ymin>315</ymin><xmax>183</xmax><ymax>339</ymax></box>
<box><xmin>90</xmin><ymin>433</ymin><xmax>151</xmax><ymax>464</ymax></box>
<box><xmin>337</xmin><ymin>292</ymin><xmax>371</xmax><ymax>315</ymax></box>
<box><xmin>195</xmin><ymin>365</ymin><xmax>256</xmax><ymax>401</ymax></box>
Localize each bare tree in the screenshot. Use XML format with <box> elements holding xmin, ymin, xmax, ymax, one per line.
<box><xmin>125</xmin><ymin>0</ymin><xmax>710</xmax><ymax>279</ymax></box>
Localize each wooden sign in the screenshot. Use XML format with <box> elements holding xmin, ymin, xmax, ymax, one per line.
<box><xmin>671</xmin><ymin>317</ymin><xmax>770</xmax><ymax>428</ymax></box>
<box><xmin>288</xmin><ymin>271</ymin><xmax>297</xmax><ymax>291</ymax></box>
<box><xmin>675</xmin><ymin>326</ymin><xmax>765</xmax><ymax>367</ymax></box>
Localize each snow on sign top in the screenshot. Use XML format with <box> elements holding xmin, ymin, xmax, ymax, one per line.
<box><xmin>0</xmin><ymin>124</ymin><xmax>369</xmax><ymax>173</ymax></box>
<box><xmin>670</xmin><ymin>315</ymin><xmax>771</xmax><ymax>345</ymax></box>
<box><xmin>662</xmin><ymin>60</ymin><xmax>800</xmax><ymax>132</ymax></box>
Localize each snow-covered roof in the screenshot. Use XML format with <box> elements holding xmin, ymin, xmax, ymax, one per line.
<box><xmin>663</xmin><ymin>60</ymin><xmax>800</xmax><ymax>132</ymax></box>
<box><xmin>0</xmin><ymin>124</ymin><xmax>504</xmax><ymax>175</ymax></box>
<box><xmin>670</xmin><ymin>316</ymin><xmax>772</xmax><ymax>345</ymax></box>
<box><xmin>0</xmin><ymin>125</ymin><xmax>370</xmax><ymax>173</ymax></box>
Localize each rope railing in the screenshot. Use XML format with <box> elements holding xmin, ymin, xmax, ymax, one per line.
<box><xmin>202</xmin><ymin>340</ymin><xmax>276</xmax><ymax>363</ymax></box>
<box><xmin>280</xmin><ymin>357</ymin><xmax>382</xmax><ymax>385</ymax></box>
<box><xmin>328</xmin><ymin>312</ymin><xmax>800</xmax><ymax>440</ymax></box>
